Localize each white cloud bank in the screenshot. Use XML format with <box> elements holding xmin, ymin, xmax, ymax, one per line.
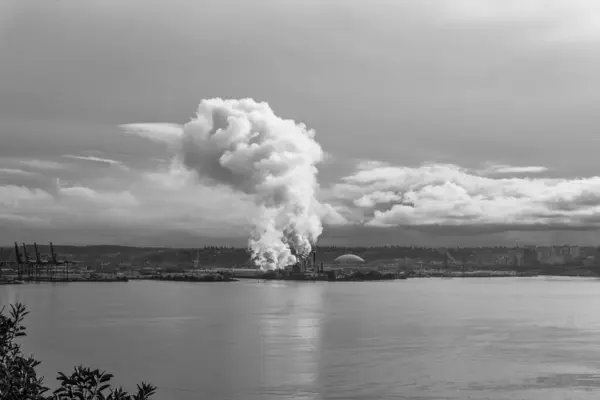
<box><xmin>328</xmin><ymin>162</ymin><xmax>600</xmax><ymax>232</ymax></box>
<box><xmin>0</xmin><ymin>162</ymin><xmax>255</xmax><ymax>239</ymax></box>
<box><xmin>4</xmin><ymin>98</ymin><xmax>600</xmax><ymax>246</ymax></box>
<box><xmin>3</xmin><ymin>154</ymin><xmax>600</xmax><ymax>244</ymax></box>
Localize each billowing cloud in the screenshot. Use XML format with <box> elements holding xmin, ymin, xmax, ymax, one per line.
<box><xmin>328</xmin><ymin>162</ymin><xmax>600</xmax><ymax>233</ymax></box>
<box><xmin>124</xmin><ymin>98</ymin><xmax>326</xmax><ymax>270</ymax></box>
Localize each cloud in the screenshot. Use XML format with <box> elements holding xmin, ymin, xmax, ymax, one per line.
<box><xmin>0</xmin><ymin>158</ymin><xmax>258</xmax><ymax>244</ymax></box>
<box><xmin>134</xmin><ymin>160</ymin><xmax>256</xmax><ymax>231</ymax></box>
<box><xmin>329</xmin><ymin>161</ymin><xmax>600</xmax><ymax>233</ymax></box>
<box><xmin>315</xmin><ymin>202</ymin><xmax>348</xmax><ymax>226</ymax></box>
<box><xmin>123</xmin><ymin>98</ymin><xmax>330</xmax><ymax>269</ymax></box>
<box><xmin>0</xmin><ymin>168</ymin><xmax>37</xmax><ymax>176</ymax></box>
<box><xmin>1</xmin><ymin>101</ymin><xmax>343</xmax><ymax>248</ymax></box>
<box><xmin>63</xmin><ymin>155</ymin><xmax>124</xmax><ymax>167</ymax></box>
<box><xmin>479</xmin><ymin>164</ymin><xmax>549</xmax><ymax>175</ymax></box>
<box><xmin>0</xmin><ymin>181</ymin><xmax>138</xmax><ymax>225</ymax></box>
<box><xmin>120</xmin><ymin>123</ymin><xmax>183</xmax><ymax>145</ymax></box>
<box><xmin>57</xmin><ymin>183</ymin><xmax>138</xmax><ymax>210</ymax></box>
<box><xmin>20</xmin><ymin>159</ymin><xmax>64</xmax><ymax>170</ymax></box>
<box><xmin>0</xmin><ymin>185</ymin><xmax>53</xmax><ymax>207</ymax></box>
<box><xmin>0</xmin><ymin>213</ymin><xmax>47</xmax><ymax>224</ymax></box>
<box><xmin>5</xmin><ymin>149</ymin><xmax>600</xmax><ymax>245</ymax></box>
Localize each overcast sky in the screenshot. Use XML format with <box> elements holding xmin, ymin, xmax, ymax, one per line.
<box><xmin>3</xmin><ymin>0</ymin><xmax>600</xmax><ymax>247</ymax></box>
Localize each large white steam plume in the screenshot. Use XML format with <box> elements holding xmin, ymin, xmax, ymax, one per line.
<box><xmin>141</xmin><ymin>98</ymin><xmax>324</xmax><ymax>270</ymax></box>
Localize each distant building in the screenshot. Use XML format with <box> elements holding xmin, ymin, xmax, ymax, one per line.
<box><xmin>117</xmin><ymin>262</ymin><xmax>133</xmax><ymax>268</ymax></box>
<box><xmin>583</xmin><ymin>256</ymin><xmax>595</xmax><ymax>266</ymax></box>
<box><xmin>496</xmin><ymin>256</ymin><xmax>510</xmax><ymax>266</ymax></box>
<box><xmin>570</xmin><ymin>246</ymin><xmax>581</xmax><ymax>259</ymax></box>
<box><xmin>547</xmin><ymin>255</ymin><xmax>565</xmax><ymax>265</ymax></box>
<box><xmin>594</xmin><ymin>247</ymin><xmax>600</xmax><ymax>266</ymax></box>
<box><xmin>536</xmin><ymin>247</ymin><xmax>552</xmax><ymax>263</ymax></box>
<box><xmin>523</xmin><ymin>248</ymin><xmax>538</xmax><ymax>265</ymax></box>
<box><xmin>580</xmin><ymin>247</ymin><xmax>594</xmax><ymax>258</ymax></box>
<box><xmin>558</xmin><ymin>245</ymin><xmax>572</xmax><ymax>261</ymax></box>
<box><xmin>140</xmin><ymin>267</ymin><xmax>157</xmax><ymax>275</ymax></box>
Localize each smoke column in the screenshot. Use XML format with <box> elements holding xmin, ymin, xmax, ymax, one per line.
<box><xmin>178</xmin><ymin>98</ymin><xmax>324</xmax><ymax>270</ymax></box>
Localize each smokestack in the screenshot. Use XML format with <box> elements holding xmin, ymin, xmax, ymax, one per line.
<box><xmin>313</xmin><ymin>251</ymin><xmax>316</xmax><ymax>270</ymax></box>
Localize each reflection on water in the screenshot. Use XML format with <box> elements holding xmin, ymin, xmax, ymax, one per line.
<box><xmin>259</xmin><ymin>284</ymin><xmax>323</xmax><ymax>398</ymax></box>
<box><xmin>2</xmin><ymin>278</ymin><xmax>600</xmax><ymax>399</ymax></box>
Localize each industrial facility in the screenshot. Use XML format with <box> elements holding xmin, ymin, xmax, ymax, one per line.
<box><xmin>0</xmin><ymin>242</ymin><xmax>112</xmax><ymax>283</ymax></box>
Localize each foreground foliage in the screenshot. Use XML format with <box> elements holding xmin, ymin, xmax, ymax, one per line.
<box><xmin>1</xmin><ymin>303</ymin><xmax>156</xmax><ymax>399</ymax></box>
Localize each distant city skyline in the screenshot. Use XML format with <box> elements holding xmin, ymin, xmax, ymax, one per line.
<box><xmin>3</xmin><ymin>0</ymin><xmax>600</xmax><ymax>247</ymax></box>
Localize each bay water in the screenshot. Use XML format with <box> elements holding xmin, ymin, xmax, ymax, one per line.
<box><xmin>2</xmin><ymin>277</ymin><xmax>600</xmax><ymax>399</ymax></box>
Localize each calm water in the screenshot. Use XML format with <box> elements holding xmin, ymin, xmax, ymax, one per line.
<box><xmin>2</xmin><ymin>278</ymin><xmax>600</xmax><ymax>399</ymax></box>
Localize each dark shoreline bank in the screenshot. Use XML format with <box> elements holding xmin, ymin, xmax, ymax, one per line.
<box><xmin>1</xmin><ymin>271</ymin><xmax>598</xmax><ymax>285</ymax></box>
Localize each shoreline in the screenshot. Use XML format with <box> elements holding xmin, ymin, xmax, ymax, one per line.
<box><xmin>1</xmin><ymin>270</ymin><xmax>598</xmax><ymax>285</ymax></box>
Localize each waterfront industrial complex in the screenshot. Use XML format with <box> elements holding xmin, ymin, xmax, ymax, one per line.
<box><xmin>2</xmin><ymin>242</ymin><xmax>599</xmax><ymax>284</ymax></box>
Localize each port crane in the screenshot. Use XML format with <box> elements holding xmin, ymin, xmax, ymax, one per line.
<box><xmin>20</xmin><ymin>242</ymin><xmax>40</xmax><ymax>278</ymax></box>
<box><xmin>49</xmin><ymin>242</ymin><xmax>76</xmax><ymax>281</ymax></box>
<box><xmin>23</xmin><ymin>242</ymin><xmax>52</xmax><ymax>278</ymax></box>
<box><xmin>0</xmin><ymin>247</ymin><xmax>26</xmax><ymax>280</ymax></box>
<box><xmin>33</xmin><ymin>242</ymin><xmax>52</xmax><ymax>265</ymax></box>
<box><xmin>49</xmin><ymin>242</ymin><xmax>78</xmax><ymax>265</ymax></box>
<box><xmin>1</xmin><ymin>242</ymin><xmax>79</xmax><ymax>282</ymax></box>
<box><xmin>33</xmin><ymin>242</ymin><xmax>56</xmax><ymax>279</ymax></box>
<box><xmin>0</xmin><ymin>248</ymin><xmax>11</xmax><ymax>278</ymax></box>
<box><xmin>12</xmin><ymin>242</ymin><xmax>24</xmax><ymax>278</ymax></box>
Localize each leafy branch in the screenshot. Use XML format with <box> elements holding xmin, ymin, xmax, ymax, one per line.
<box><xmin>1</xmin><ymin>303</ymin><xmax>156</xmax><ymax>400</ymax></box>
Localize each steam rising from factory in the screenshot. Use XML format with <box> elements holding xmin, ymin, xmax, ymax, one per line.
<box><xmin>147</xmin><ymin>98</ymin><xmax>325</xmax><ymax>270</ymax></box>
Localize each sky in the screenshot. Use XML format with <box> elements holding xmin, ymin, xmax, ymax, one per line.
<box><xmin>2</xmin><ymin>0</ymin><xmax>600</xmax><ymax>247</ymax></box>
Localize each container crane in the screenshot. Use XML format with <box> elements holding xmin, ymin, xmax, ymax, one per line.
<box><xmin>21</xmin><ymin>243</ymin><xmax>38</xmax><ymax>278</ymax></box>
<box><xmin>50</xmin><ymin>242</ymin><xmax>77</xmax><ymax>281</ymax></box>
